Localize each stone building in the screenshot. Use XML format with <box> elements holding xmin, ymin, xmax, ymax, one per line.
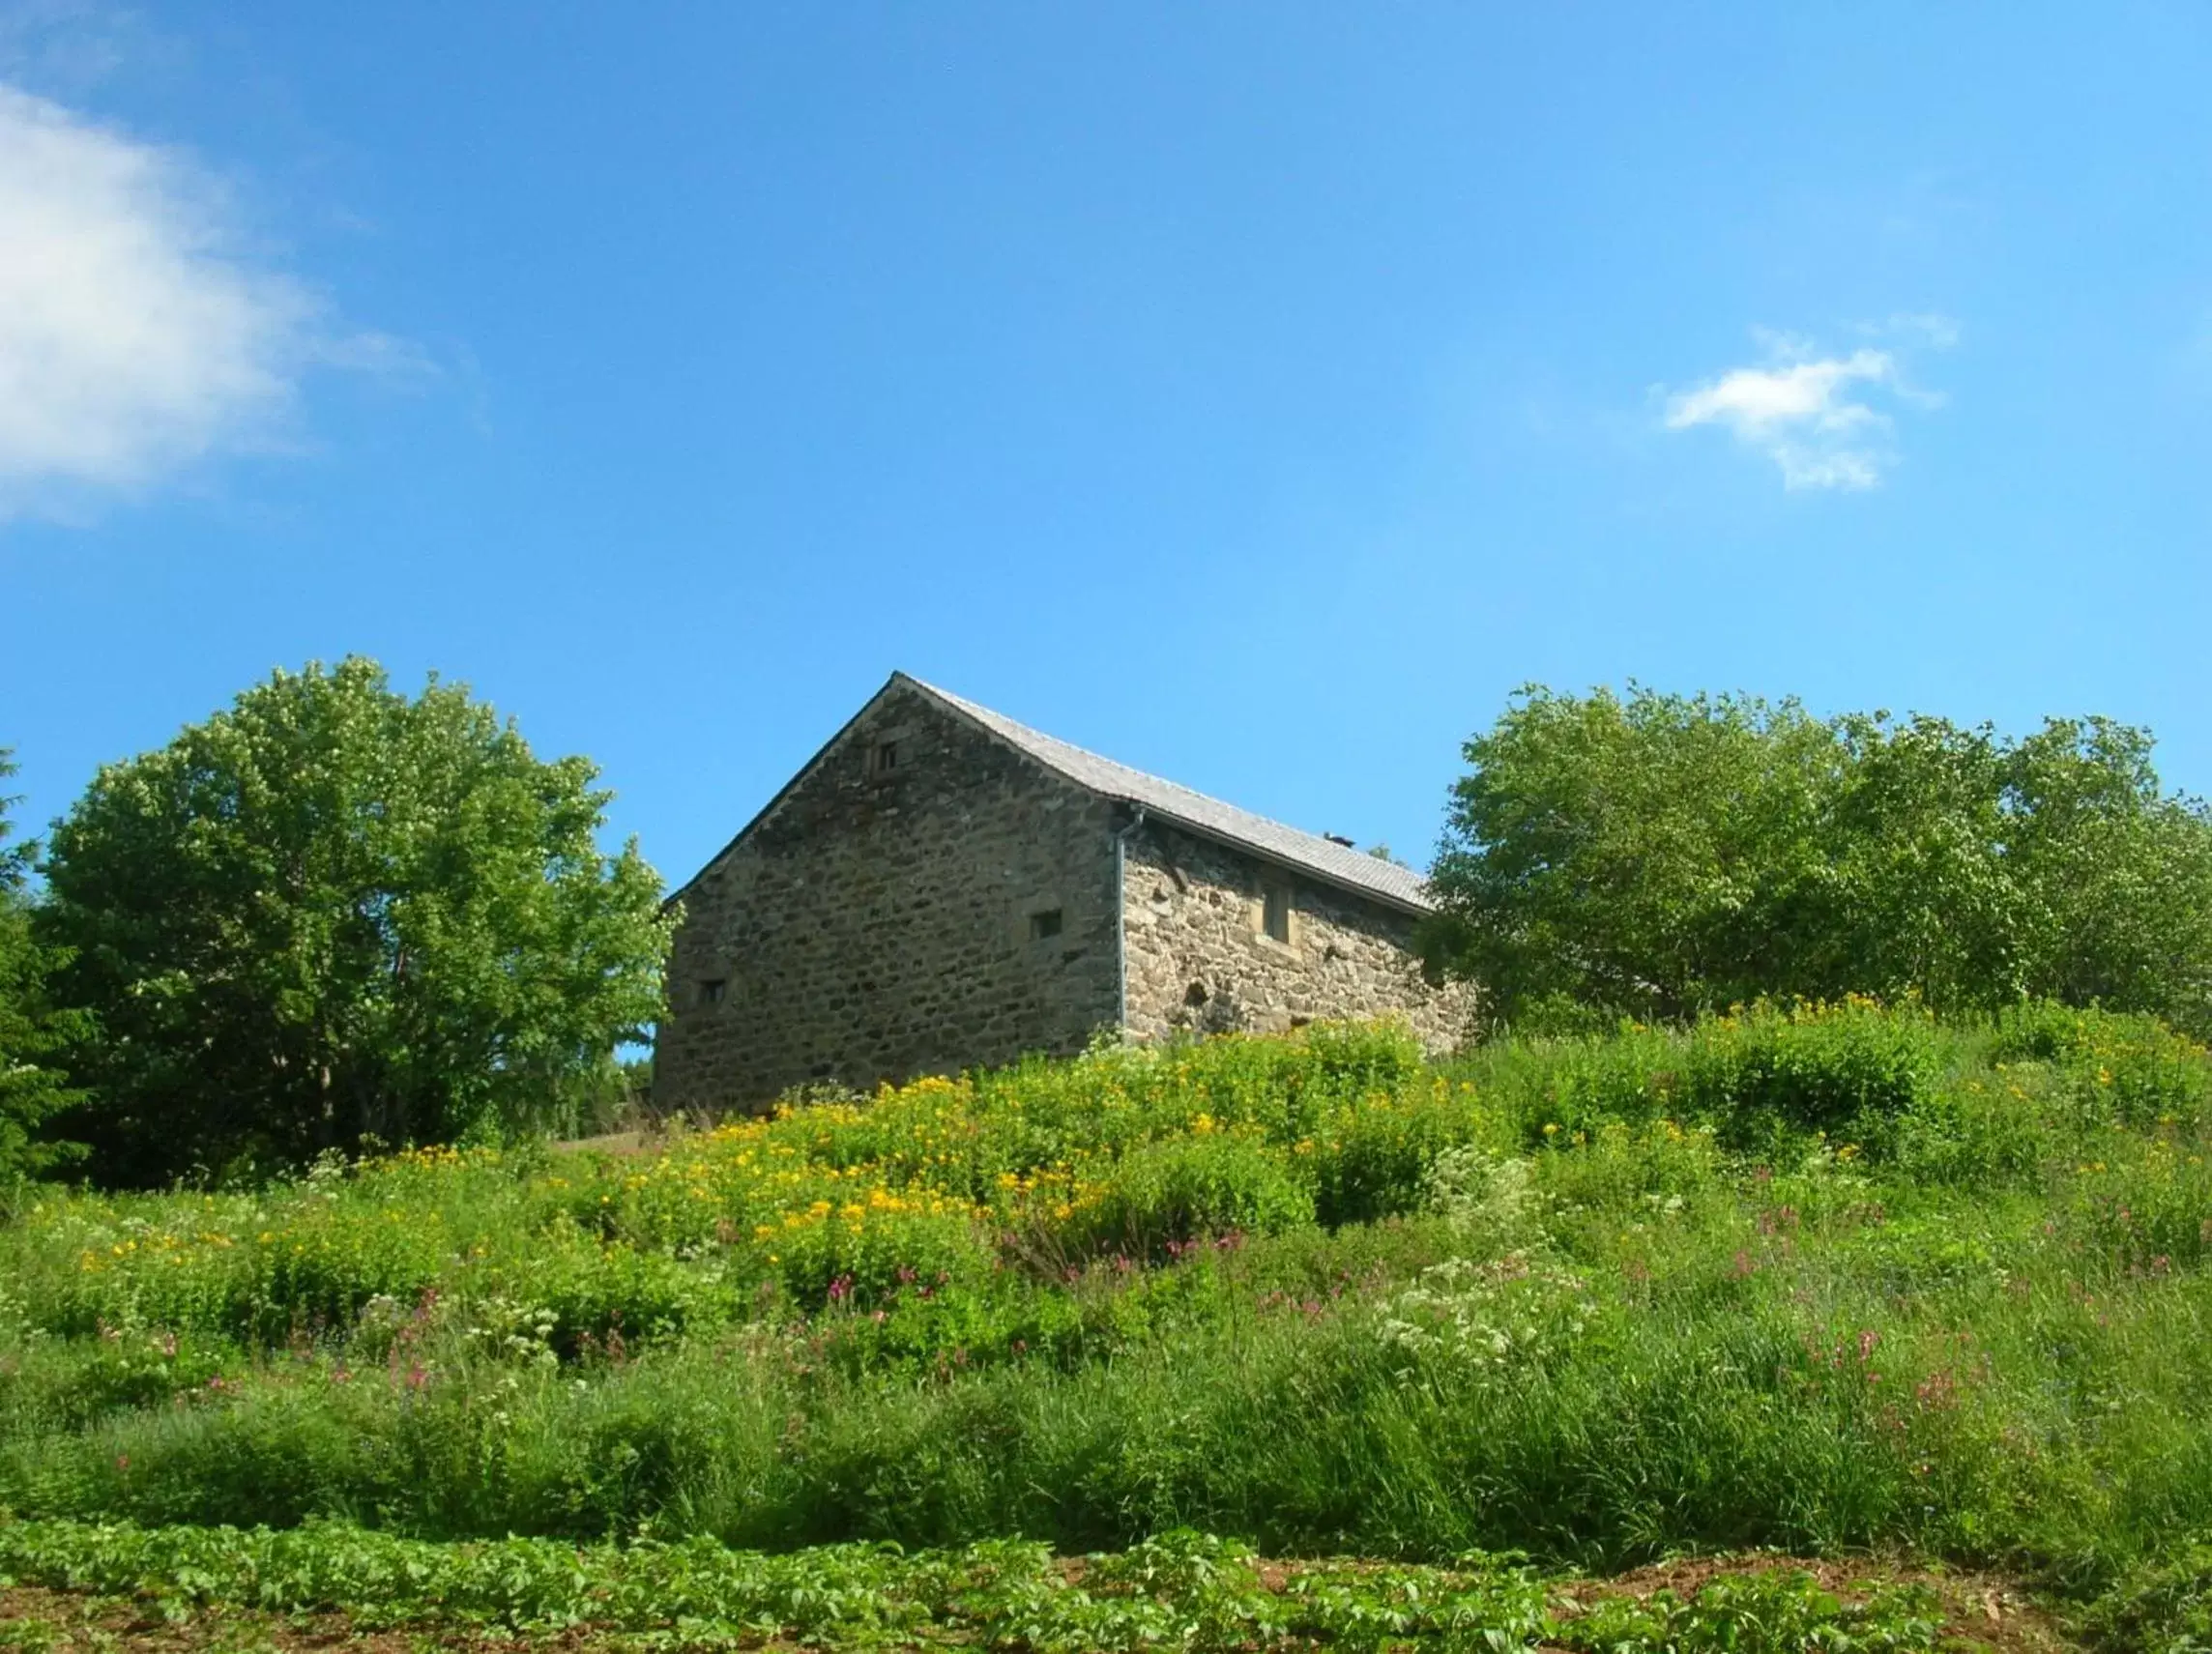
<box><xmin>652</xmin><ymin>673</ymin><xmax>1471</xmax><ymax>1115</ymax></box>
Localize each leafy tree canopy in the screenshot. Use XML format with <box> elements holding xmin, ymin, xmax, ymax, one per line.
<box><xmin>0</xmin><ymin>749</ymin><xmax>90</xmax><ymax>1192</ymax></box>
<box><xmin>39</xmin><ymin>660</ymin><xmax>676</xmax><ymax>1184</ymax></box>
<box><xmin>1418</xmin><ymin>685</ymin><xmax>2212</xmax><ymax>1038</ymax></box>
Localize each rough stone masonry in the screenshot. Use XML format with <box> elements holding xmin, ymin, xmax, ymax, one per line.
<box><xmin>653</xmin><ymin>673</ymin><xmax>1472</xmax><ymax>1116</ymax></box>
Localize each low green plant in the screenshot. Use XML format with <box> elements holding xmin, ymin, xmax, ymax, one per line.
<box><xmin>2080</xmin><ymin>1538</ymin><xmax>2212</xmax><ymax>1653</ymax></box>
<box><xmin>0</xmin><ymin>1517</ymin><xmax>1962</xmax><ymax>1653</ymax></box>
<box><xmin>1563</xmin><ymin>1568</ymin><xmax>1944</xmax><ymax>1654</ymax></box>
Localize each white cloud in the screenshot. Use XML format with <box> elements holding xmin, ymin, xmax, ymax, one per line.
<box><xmin>1662</xmin><ymin>325</ymin><xmax>1950</xmax><ymax>491</ymax></box>
<box><xmin>0</xmin><ymin>81</ymin><xmax>409</xmax><ymax>519</ymax></box>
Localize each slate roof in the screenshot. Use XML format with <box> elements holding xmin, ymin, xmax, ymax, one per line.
<box><xmin>902</xmin><ymin>674</ymin><xmax>1434</xmax><ymax>914</ymax></box>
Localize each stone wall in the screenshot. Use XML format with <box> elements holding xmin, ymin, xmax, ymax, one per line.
<box><xmin>653</xmin><ymin>682</ymin><xmax>1123</xmax><ymax>1115</ymax></box>
<box><xmin>1120</xmin><ymin>819</ymin><xmax>1473</xmax><ymax>1052</ymax></box>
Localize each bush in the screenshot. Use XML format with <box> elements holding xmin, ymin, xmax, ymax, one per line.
<box><xmin>1052</xmin><ymin>1133</ymin><xmax>1314</xmax><ymax>1262</ymax></box>
<box><xmin>1994</xmin><ymin>1003</ymin><xmax>2212</xmax><ymax>1129</ymax></box>
<box><xmin>1536</xmin><ymin>1118</ymin><xmax>1727</xmax><ymax>1224</ymax></box>
<box><xmin>1454</xmin><ymin>1000</ymin><xmax>1945</xmax><ymax>1159</ymax></box>
<box><xmin>1883</xmin><ymin>1071</ymin><xmax>2064</xmax><ymax>1187</ymax></box>
<box><xmin>763</xmin><ymin>1201</ymin><xmax>999</xmax><ymax>1310</ymax></box>
<box><xmin>1305</xmin><ymin>1077</ymin><xmax>1496</xmax><ymax>1228</ymax></box>
<box><xmin>1677</xmin><ymin>998</ymin><xmax>1945</xmax><ymax>1150</ymax></box>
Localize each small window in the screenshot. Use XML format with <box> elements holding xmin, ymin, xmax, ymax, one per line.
<box><xmin>1262</xmin><ymin>884</ymin><xmax>1292</xmax><ymax>944</ymax></box>
<box><xmin>1029</xmin><ymin>908</ymin><xmax>1063</xmax><ymax>942</ymax></box>
<box><xmin>869</xmin><ymin>740</ymin><xmax>900</xmax><ymax>775</ymax></box>
<box><xmin>698</xmin><ymin>978</ymin><xmax>727</xmax><ymax>1007</ymax></box>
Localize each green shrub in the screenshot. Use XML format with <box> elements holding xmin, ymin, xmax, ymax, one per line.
<box><xmin>1461</xmin><ymin>1024</ymin><xmax>1685</xmax><ymax>1143</ymax></box>
<box><xmin>515</xmin><ymin>1233</ymin><xmax>740</xmax><ymax>1351</ymax></box>
<box><xmin>1457</xmin><ymin>1000</ymin><xmax>1946</xmax><ymax>1158</ymax></box>
<box><xmin>1306</xmin><ymin>1077</ymin><xmax>1497</xmax><ymax>1227</ymax></box>
<box><xmin>1536</xmin><ymin>1118</ymin><xmax>1728</xmax><ymax>1229</ymax></box>
<box><xmin>1995</xmin><ymin>1003</ymin><xmax>2212</xmax><ymax>1130</ymax></box>
<box><xmin>763</xmin><ymin>1203</ymin><xmax>999</xmax><ymax>1310</ymax></box>
<box><xmin>1884</xmin><ymin>1065</ymin><xmax>2068</xmax><ymax>1187</ymax></box>
<box><xmin>1679</xmin><ymin>998</ymin><xmax>1945</xmax><ymax>1151</ymax></box>
<box><xmin>1055</xmin><ymin>1133</ymin><xmax>1313</xmax><ymax>1262</ymax></box>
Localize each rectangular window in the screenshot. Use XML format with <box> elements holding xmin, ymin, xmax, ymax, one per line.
<box><xmin>698</xmin><ymin>978</ymin><xmax>727</xmax><ymax>1007</ymax></box>
<box><xmin>1262</xmin><ymin>884</ymin><xmax>1292</xmax><ymax>944</ymax></box>
<box><xmin>1029</xmin><ymin>908</ymin><xmax>1063</xmax><ymax>942</ymax></box>
<box><xmin>869</xmin><ymin>740</ymin><xmax>900</xmax><ymax>775</ymax></box>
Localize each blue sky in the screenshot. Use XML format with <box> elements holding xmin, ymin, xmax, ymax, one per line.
<box><xmin>4</xmin><ymin>3</ymin><xmax>2209</xmax><ymax>884</ymax></box>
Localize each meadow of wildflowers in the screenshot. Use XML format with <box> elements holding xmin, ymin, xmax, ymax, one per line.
<box><xmin>4</xmin><ymin>1000</ymin><xmax>2212</xmax><ymax>1646</ymax></box>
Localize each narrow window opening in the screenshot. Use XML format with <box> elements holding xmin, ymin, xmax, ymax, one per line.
<box><xmin>1262</xmin><ymin>884</ymin><xmax>1292</xmax><ymax>943</ymax></box>
<box><xmin>1029</xmin><ymin>908</ymin><xmax>1063</xmax><ymax>942</ymax></box>
<box><xmin>698</xmin><ymin>978</ymin><xmax>727</xmax><ymax>1007</ymax></box>
<box><xmin>869</xmin><ymin>740</ymin><xmax>900</xmax><ymax>774</ymax></box>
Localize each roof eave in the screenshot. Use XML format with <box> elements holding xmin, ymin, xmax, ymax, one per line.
<box><xmin>901</xmin><ymin>674</ymin><xmax>1435</xmax><ymax>916</ymax></box>
<box><xmin>1115</xmin><ymin>798</ymin><xmax>1436</xmax><ymax>916</ymax></box>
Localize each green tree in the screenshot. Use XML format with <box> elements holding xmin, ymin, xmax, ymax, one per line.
<box><xmin>1998</xmin><ymin>716</ymin><xmax>2212</xmax><ymax>1029</ymax></box>
<box><xmin>40</xmin><ymin>660</ymin><xmax>676</xmax><ymax>1184</ymax></box>
<box><xmin>1816</xmin><ymin>711</ymin><xmax>2023</xmax><ymax>1010</ymax></box>
<box><xmin>1419</xmin><ymin>685</ymin><xmax>2212</xmax><ymax>1037</ymax></box>
<box><xmin>1416</xmin><ymin>686</ymin><xmax>1840</xmax><ymax>1027</ymax></box>
<box><xmin>0</xmin><ymin>750</ymin><xmax>89</xmax><ymax>1190</ymax></box>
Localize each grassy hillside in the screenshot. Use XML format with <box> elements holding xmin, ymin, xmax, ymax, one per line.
<box><xmin>5</xmin><ymin>1001</ymin><xmax>2212</xmax><ymax>1647</ymax></box>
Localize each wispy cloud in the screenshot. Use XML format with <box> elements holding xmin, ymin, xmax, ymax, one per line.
<box><xmin>0</xmin><ymin>79</ymin><xmax>419</xmax><ymax>521</ymax></box>
<box><xmin>0</xmin><ymin>0</ymin><xmax>156</xmax><ymax>94</ymax></box>
<box><xmin>1661</xmin><ymin>321</ymin><xmax>1952</xmax><ymax>491</ymax></box>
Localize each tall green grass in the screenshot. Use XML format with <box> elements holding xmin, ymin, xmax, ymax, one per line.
<box><xmin>3</xmin><ymin>1001</ymin><xmax>2211</xmax><ymax>1641</ymax></box>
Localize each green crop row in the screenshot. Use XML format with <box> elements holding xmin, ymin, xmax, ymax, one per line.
<box><xmin>0</xmin><ymin>1516</ymin><xmax>1958</xmax><ymax>1653</ymax></box>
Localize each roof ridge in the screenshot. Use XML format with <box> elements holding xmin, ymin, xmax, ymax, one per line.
<box><xmin>899</xmin><ymin>674</ymin><xmax>1433</xmax><ymax>914</ymax></box>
